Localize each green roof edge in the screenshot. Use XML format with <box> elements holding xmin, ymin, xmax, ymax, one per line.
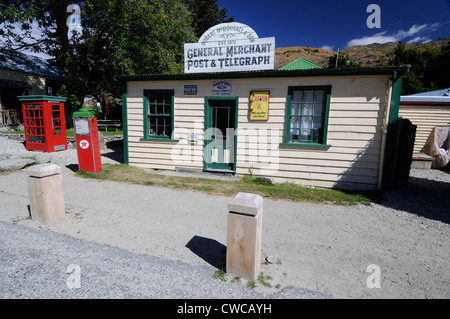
<box><xmin>115</xmin><ymin>65</ymin><xmax>410</xmax><ymax>82</ymax></box>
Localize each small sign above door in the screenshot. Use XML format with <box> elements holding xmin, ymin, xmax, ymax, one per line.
<box><xmin>213</xmin><ymin>81</ymin><xmax>231</xmax><ymax>95</ymax></box>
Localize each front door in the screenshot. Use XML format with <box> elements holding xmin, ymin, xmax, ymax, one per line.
<box><xmin>204</xmin><ymin>97</ymin><xmax>237</xmax><ymax>172</ymax></box>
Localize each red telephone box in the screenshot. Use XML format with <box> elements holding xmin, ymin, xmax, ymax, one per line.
<box><xmin>18</xmin><ymin>95</ymin><xmax>68</xmax><ymax>152</ymax></box>
<box><xmin>73</xmin><ymin>108</ymin><xmax>102</xmax><ymax>174</ymax></box>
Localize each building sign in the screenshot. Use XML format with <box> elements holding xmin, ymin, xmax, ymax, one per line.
<box><xmin>184</xmin><ymin>22</ymin><xmax>275</xmax><ymax>74</ymax></box>
<box><xmin>249</xmin><ymin>91</ymin><xmax>270</xmax><ymax>121</ymax></box>
<box><xmin>184</xmin><ymin>85</ymin><xmax>197</xmax><ymax>95</ymax></box>
<box><xmin>213</xmin><ymin>81</ymin><xmax>231</xmax><ymax>95</ymax></box>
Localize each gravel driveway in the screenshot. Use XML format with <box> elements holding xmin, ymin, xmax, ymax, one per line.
<box><xmin>0</xmin><ymin>135</ymin><xmax>449</xmax><ymax>299</ymax></box>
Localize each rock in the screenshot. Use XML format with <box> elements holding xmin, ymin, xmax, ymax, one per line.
<box><xmin>0</xmin><ymin>157</ymin><xmax>36</xmax><ymax>171</ymax></box>
<box><xmin>34</xmin><ymin>153</ymin><xmax>51</xmax><ymax>164</ymax></box>
<box><xmin>256</xmin><ymin>176</ymin><xmax>275</xmax><ymax>184</ymax></box>
<box><xmin>265</xmin><ymin>255</ymin><xmax>281</xmax><ymax>264</ymax></box>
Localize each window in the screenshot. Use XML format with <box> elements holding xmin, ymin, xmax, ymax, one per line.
<box><xmin>284</xmin><ymin>86</ymin><xmax>331</xmax><ymax>146</ymax></box>
<box><xmin>143</xmin><ymin>90</ymin><xmax>175</xmax><ymax>140</ymax></box>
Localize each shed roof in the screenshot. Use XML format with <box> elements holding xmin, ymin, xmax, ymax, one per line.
<box><xmin>400</xmin><ymin>88</ymin><xmax>450</xmax><ymax>104</ymax></box>
<box><xmin>0</xmin><ymin>52</ymin><xmax>64</xmax><ymax>79</ymax></box>
<box><xmin>279</xmin><ymin>57</ymin><xmax>323</xmax><ymax>70</ymax></box>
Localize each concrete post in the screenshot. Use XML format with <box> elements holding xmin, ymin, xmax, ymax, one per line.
<box><xmin>226</xmin><ymin>192</ymin><xmax>263</xmax><ymax>280</ymax></box>
<box><xmin>27</xmin><ymin>163</ymin><xmax>65</xmax><ymax>225</ymax></box>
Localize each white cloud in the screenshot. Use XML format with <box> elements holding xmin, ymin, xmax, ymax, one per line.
<box><xmin>346</xmin><ymin>23</ymin><xmax>440</xmax><ymax>47</ymax></box>
<box><xmin>407</xmin><ymin>36</ymin><xmax>432</xmax><ymax>44</ymax></box>
<box><xmin>320</xmin><ymin>45</ymin><xmax>334</xmax><ymax>51</ymax></box>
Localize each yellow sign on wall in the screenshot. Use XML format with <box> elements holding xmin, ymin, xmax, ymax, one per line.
<box><xmin>249</xmin><ymin>91</ymin><xmax>269</xmax><ymax>121</ymax></box>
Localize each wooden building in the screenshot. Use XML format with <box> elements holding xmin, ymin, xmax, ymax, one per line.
<box><xmin>115</xmin><ymin>22</ymin><xmax>409</xmax><ymax>191</ymax></box>
<box><xmin>399</xmin><ymin>89</ymin><xmax>450</xmax><ymax>153</ymax></box>
<box><xmin>116</xmin><ymin>66</ymin><xmax>409</xmax><ymax>191</ymax></box>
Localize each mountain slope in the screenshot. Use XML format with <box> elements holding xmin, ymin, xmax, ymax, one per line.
<box><xmin>275</xmin><ymin>37</ymin><xmax>450</xmax><ymax>69</ymax></box>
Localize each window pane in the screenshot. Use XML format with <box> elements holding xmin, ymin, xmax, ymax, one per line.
<box><xmin>314</xmin><ymin>90</ymin><xmax>325</xmax><ymax>103</ymax></box>
<box><xmin>292</xmin><ymin>91</ymin><xmax>303</xmax><ymax>102</ymax></box>
<box><xmin>313</xmin><ymin>116</ymin><xmax>323</xmax><ymax>129</ymax></box>
<box><xmin>313</xmin><ymin>103</ymin><xmax>324</xmax><ymax>116</ymax></box>
<box><xmin>303</xmin><ymin>90</ymin><xmax>314</xmax><ymax>103</ymax></box>
<box><xmin>292</xmin><ymin>103</ymin><xmax>301</xmax><ymax>115</ymax></box>
<box><xmin>147</xmin><ymin>91</ymin><xmax>173</xmax><ymax>138</ymax></box>
<box><xmin>290</xmin><ymin>116</ymin><xmax>300</xmax><ymax>129</ymax></box>
<box><xmin>302</xmin><ymin>103</ymin><xmax>313</xmax><ymax>116</ymax></box>
<box><xmin>287</xmin><ymin>87</ymin><xmax>328</xmax><ymax>144</ymax></box>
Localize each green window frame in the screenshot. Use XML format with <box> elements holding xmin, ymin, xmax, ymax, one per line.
<box><xmin>283</xmin><ymin>85</ymin><xmax>332</xmax><ymax>147</ymax></box>
<box><xmin>142</xmin><ymin>89</ymin><xmax>176</xmax><ymax>141</ymax></box>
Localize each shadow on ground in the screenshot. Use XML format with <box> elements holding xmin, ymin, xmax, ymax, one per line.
<box><xmin>381</xmin><ymin>173</ymin><xmax>450</xmax><ymax>224</ymax></box>
<box><xmin>186</xmin><ymin>235</ymin><xmax>226</xmax><ymax>270</ymax></box>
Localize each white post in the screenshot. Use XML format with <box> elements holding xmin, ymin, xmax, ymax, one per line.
<box><xmin>226</xmin><ymin>192</ymin><xmax>263</xmax><ymax>280</ymax></box>
<box><xmin>27</xmin><ymin>164</ymin><xmax>65</xmax><ymax>225</ymax></box>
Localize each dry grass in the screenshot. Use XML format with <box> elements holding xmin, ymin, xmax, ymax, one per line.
<box><xmin>76</xmin><ymin>164</ymin><xmax>378</xmax><ymax>205</ymax></box>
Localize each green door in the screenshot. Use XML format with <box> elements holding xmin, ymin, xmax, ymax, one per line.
<box><xmin>204</xmin><ymin>97</ymin><xmax>237</xmax><ymax>172</ymax></box>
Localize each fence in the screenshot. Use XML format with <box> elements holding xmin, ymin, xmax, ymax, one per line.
<box><xmin>0</xmin><ymin>109</ymin><xmax>20</xmax><ymax>126</ymax></box>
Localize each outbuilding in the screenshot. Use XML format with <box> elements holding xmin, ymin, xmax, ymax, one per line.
<box><xmin>115</xmin><ymin>23</ymin><xmax>410</xmax><ymax>191</ymax></box>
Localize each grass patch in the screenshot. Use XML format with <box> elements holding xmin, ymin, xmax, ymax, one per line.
<box><xmin>3</xmin><ymin>128</ymin><xmax>122</xmax><ymax>137</ymax></box>
<box><xmin>75</xmin><ymin>164</ymin><xmax>378</xmax><ymax>206</ymax></box>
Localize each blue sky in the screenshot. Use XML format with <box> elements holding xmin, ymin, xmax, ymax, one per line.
<box><xmin>216</xmin><ymin>0</ymin><xmax>450</xmax><ymax>50</ymax></box>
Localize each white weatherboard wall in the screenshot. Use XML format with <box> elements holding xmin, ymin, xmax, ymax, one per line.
<box><xmin>399</xmin><ymin>103</ymin><xmax>450</xmax><ymax>153</ymax></box>
<box><xmin>126</xmin><ymin>74</ymin><xmax>392</xmax><ymax>191</ymax></box>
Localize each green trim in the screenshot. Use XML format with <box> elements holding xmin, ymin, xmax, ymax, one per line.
<box><xmin>139</xmin><ymin>138</ymin><xmax>179</xmax><ymax>142</ymax></box>
<box><xmin>280</xmin><ymin>143</ymin><xmax>332</xmax><ymax>148</ymax></box>
<box><xmin>73</xmin><ymin>108</ymin><xmax>96</xmax><ymax>118</ymax></box>
<box><xmin>18</xmin><ymin>95</ymin><xmax>67</xmax><ymax>102</ymax></box>
<box><xmin>389</xmin><ymin>75</ymin><xmax>403</xmax><ymax>124</ymax></box>
<box><xmin>143</xmin><ymin>89</ymin><xmax>175</xmax><ymax>140</ymax></box>
<box><xmin>121</xmin><ymin>82</ymin><xmax>129</xmax><ymax>165</ymax></box>
<box><xmin>204</xmin><ymin>96</ymin><xmax>238</xmax><ymax>173</ymax></box>
<box><xmin>115</xmin><ymin>66</ymin><xmax>410</xmax><ymax>82</ymax></box>
<box><xmin>284</xmin><ymin>85</ymin><xmax>332</xmax><ymax>146</ymax></box>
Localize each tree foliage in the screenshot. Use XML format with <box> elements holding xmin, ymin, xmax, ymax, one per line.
<box><xmin>326</xmin><ymin>52</ymin><xmax>361</xmax><ymax>69</ymax></box>
<box><xmin>389</xmin><ymin>41</ymin><xmax>450</xmax><ymax>95</ymax></box>
<box><xmin>181</xmin><ymin>0</ymin><xmax>234</xmax><ymax>38</ymax></box>
<box><xmin>0</xmin><ymin>0</ymin><xmax>231</xmax><ymax>113</ymax></box>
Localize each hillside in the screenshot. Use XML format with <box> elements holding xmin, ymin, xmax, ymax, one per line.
<box><xmin>275</xmin><ymin>37</ymin><xmax>450</xmax><ymax>69</ymax></box>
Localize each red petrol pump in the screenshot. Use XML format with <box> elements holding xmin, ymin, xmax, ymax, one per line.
<box><xmin>18</xmin><ymin>95</ymin><xmax>68</xmax><ymax>152</ymax></box>
<box><xmin>73</xmin><ymin>108</ymin><xmax>102</xmax><ymax>174</ymax></box>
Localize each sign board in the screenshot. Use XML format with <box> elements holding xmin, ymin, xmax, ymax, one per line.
<box><xmin>213</xmin><ymin>81</ymin><xmax>231</xmax><ymax>95</ymax></box>
<box><xmin>184</xmin><ymin>22</ymin><xmax>275</xmax><ymax>74</ymax></box>
<box><xmin>249</xmin><ymin>91</ymin><xmax>270</xmax><ymax>121</ymax></box>
<box><xmin>184</xmin><ymin>85</ymin><xmax>197</xmax><ymax>95</ymax></box>
<box><xmin>74</xmin><ymin>118</ymin><xmax>90</xmax><ymax>135</ymax></box>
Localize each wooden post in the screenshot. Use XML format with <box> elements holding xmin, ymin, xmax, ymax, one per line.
<box><xmin>27</xmin><ymin>164</ymin><xmax>65</xmax><ymax>225</ymax></box>
<box><xmin>226</xmin><ymin>192</ymin><xmax>263</xmax><ymax>280</ymax></box>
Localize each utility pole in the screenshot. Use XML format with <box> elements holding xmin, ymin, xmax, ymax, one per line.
<box><xmin>335</xmin><ymin>48</ymin><xmax>340</xmax><ymax>68</ymax></box>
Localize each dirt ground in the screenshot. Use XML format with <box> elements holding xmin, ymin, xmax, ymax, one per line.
<box><xmin>0</xmin><ymin>135</ymin><xmax>449</xmax><ymax>298</ymax></box>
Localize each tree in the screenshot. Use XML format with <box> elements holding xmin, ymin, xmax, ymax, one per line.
<box><xmin>389</xmin><ymin>41</ymin><xmax>450</xmax><ymax>94</ymax></box>
<box><xmin>182</xmin><ymin>0</ymin><xmax>234</xmax><ymax>38</ymax></box>
<box><xmin>326</xmin><ymin>53</ymin><xmax>361</xmax><ymax>69</ymax></box>
<box><xmin>0</xmin><ymin>0</ymin><xmax>197</xmax><ymax>115</ymax></box>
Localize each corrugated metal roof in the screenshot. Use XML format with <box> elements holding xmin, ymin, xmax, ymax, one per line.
<box><xmin>279</xmin><ymin>57</ymin><xmax>323</xmax><ymax>70</ymax></box>
<box><xmin>0</xmin><ymin>52</ymin><xmax>64</xmax><ymax>79</ymax></box>
<box><xmin>408</xmin><ymin>88</ymin><xmax>450</xmax><ymax>97</ymax></box>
